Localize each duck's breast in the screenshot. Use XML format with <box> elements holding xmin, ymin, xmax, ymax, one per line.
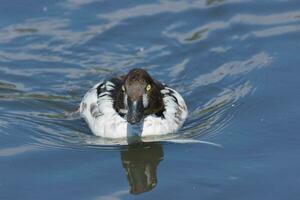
<box><xmin>80</xmin><ymin>81</ymin><xmax>128</xmax><ymax>138</ymax></box>
<box><xmin>141</xmin><ymin>87</ymin><xmax>188</xmax><ymax>136</ymax></box>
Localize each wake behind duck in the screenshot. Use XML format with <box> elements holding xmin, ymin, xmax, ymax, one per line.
<box><xmin>80</xmin><ymin>68</ymin><xmax>188</xmax><ymax>139</ymax></box>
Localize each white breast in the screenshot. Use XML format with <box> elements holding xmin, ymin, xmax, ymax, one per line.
<box><xmin>141</xmin><ymin>87</ymin><xmax>188</xmax><ymax>136</ymax></box>
<box><xmin>80</xmin><ymin>82</ymin><xmax>188</xmax><ymax>138</ymax></box>
<box><xmin>80</xmin><ymin>81</ymin><xmax>127</xmax><ymax>138</ymax></box>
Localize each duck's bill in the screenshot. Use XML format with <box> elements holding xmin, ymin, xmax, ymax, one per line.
<box><xmin>126</xmin><ymin>99</ymin><xmax>144</xmax><ymax>124</ymax></box>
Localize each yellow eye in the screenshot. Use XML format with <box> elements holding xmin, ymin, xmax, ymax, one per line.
<box><xmin>122</xmin><ymin>85</ymin><xmax>125</xmax><ymax>91</ymax></box>
<box><xmin>146</xmin><ymin>84</ymin><xmax>151</xmax><ymax>91</ymax></box>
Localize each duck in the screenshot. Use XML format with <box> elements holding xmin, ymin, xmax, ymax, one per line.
<box><xmin>80</xmin><ymin>68</ymin><xmax>188</xmax><ymax>138</ymax></box>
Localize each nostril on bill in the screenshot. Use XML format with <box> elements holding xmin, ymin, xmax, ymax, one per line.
<box><xmin>128</xmin><ymin>117</ymin><xmax>137</xmax><ymax>124</ymax></box>
<box><xmin>127</xmin><ymin>115</ymin><xmax>141</xmax><ymax>124</ymax></box>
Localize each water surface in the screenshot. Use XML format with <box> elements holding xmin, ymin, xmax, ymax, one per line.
<box><xmin>0</xmin><ymin>0</ymin><xmax>300</xmax><ymax>199</ymax></box>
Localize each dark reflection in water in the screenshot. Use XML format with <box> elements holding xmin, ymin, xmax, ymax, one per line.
<box><xmin>120</xmin><ymin>143</ymin><xmax>163</xmax><ymax>194</ymax></box>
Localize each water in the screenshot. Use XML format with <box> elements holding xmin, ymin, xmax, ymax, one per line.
<box><xmin>0</xmin><ymin>0</ymin><xmax>300</xmax><ymax>199</ymax></box>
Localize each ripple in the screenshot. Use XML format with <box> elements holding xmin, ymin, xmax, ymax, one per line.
<box><xmin>252</xmin><ymin>25</ymin><xmax>300</xmax><ymax>37</ymax></box>
<box><xmin>0</xmin><ymin>81</ymin><xmax>17</xmax><ymax>90</ymax></box>
<box><xmin>0</xmin><ymin>145</ymin><xmax>36</xmax><ymax>157</ymax></box>
<box><xmin>231</xmin><ymin>10</ymin><xmax>300</xmax><ymax>25</ymax></box>
<box><xmin>166</xmin><ymin>22</ymin><xmax>227</xmax><ymax>44</ymax></box>
<box><xmin>189</xmin><ymin>52</ymin><xmax>272</xmax><ymax>89</ymax></box>
<box><xmin>182</xmin><ymin>81</ymin><xmax>252</xmax><ymax>139</ymax></box>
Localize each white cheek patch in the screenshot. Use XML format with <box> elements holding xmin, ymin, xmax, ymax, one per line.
<box><xmin>119</xmin><ymin>108</ymin><xmax>127</xmax><ymax>114</ymax></box>
<box><xmin>124</xmin><ymin>94</ymin><xmax>128</xmax><ymax>109</ymax></box>
<box><xmin>143</xmin><ymin>94</ymin><xmax>149</xmax><ymax>108</ymax></box>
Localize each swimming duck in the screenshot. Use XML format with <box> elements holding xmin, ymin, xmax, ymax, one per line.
<box><xmin>80</xmin><ymin>68</ymin><xmax>187</xmax><ymax>138</ymax></box>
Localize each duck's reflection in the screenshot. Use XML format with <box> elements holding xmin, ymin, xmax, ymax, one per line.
<box><xmin>120</xmin><ymin>142</ymin><xmax>164</xmax><ymax>194</ymax></box>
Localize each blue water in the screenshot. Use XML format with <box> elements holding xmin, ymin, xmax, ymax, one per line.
<box><xmin>1</xmin><ymin>0</ymin><xmax>300</xmax><ymax>199</ymax></box>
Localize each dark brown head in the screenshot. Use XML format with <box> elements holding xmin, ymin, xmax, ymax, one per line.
<box><xmin>119</xmin><ymin>68</ymin><xmax>164</xmax><ymax>124</ymax></box>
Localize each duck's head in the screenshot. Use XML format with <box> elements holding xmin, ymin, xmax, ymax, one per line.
<box><xmin>119</xmin><ymin>68</ymin><xmax>164</xmax><ymax>124</ymax></box>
